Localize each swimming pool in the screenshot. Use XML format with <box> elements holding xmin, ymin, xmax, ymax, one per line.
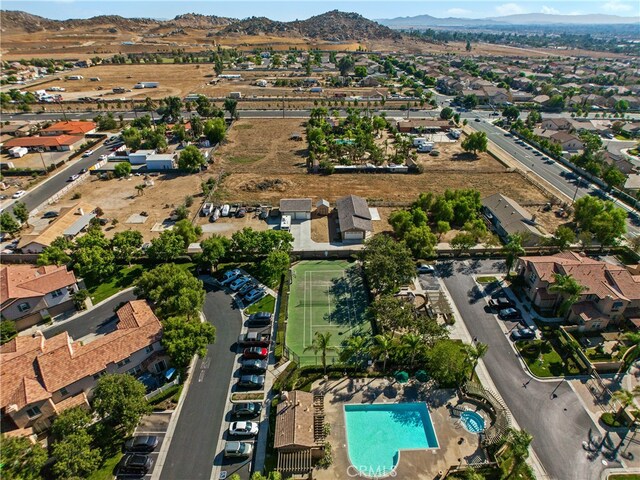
<box><xmin>344</xmin><ymin>403</ymin><xmax>439</xmax><ymax>478</ymax></box>
<box><xmin>460</xmin><ymin>410</ymin><xmax>485</xmax><ymax>433</ymax></box>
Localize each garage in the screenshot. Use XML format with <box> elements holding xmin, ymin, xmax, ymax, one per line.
<box><xmin>342</xmin><ymin>230</ymin><xmax>365</xmax><ymax>241</ymax></box>
<box><xmin>279</xmin><ymin>198</ymin><xmax>312</xmax><ymax>220</ymax></box>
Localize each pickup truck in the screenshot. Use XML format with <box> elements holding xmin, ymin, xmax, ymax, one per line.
<box><xmin>237</xmin><ymin>332</ymin><xmax>271</xmax><ymax>347</ymax></box>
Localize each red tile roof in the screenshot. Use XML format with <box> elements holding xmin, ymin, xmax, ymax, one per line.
<box><xmin>41</xmin><ymin>121</ymin><xmax>96</xmax><ymax>135</ymax></box>
<box><xmin>0</xmin><ymin>264</ymin><xmax>76</xmax><ymax>303</ymax></box>
<box><xmin>3</xmin><ymin>135</ymin><xmax>84</xmax><ymax>148</ymax></box>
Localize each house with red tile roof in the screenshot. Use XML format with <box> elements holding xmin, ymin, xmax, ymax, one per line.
<box><xmin>518</xmin><ymin>252</ymin><xmax>640</xmax><ymax>331</ymax></box>
<box><xmin>0</xmin><ymin>264</ymin><xmax>78</xmax><ymax>331</ymax></box>
<box><xmin>0</xmin><ymin>300</ymin><xmax>165</xmax><ymax>436</ymax></box>
<box><xmin>3</xmin><ymin>134</ymin><xmax>85</xmax><ymax>152</ymax></box>
<box><xmin>40</xmin><ymin>121</ymin><xmax>96</xmax><ymax>137</ymax></box>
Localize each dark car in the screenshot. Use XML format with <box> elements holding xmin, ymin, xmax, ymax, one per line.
<box><xmin>488</xmin><ymin>297</ymin><xmax>514</xmax><ymax>310</ymax></box>
<box><xmin>243</xmin><ymin>347</ymin><xmax>268</xmax><ymax>360</ymax></box>
<box><xmin>236</xmin><ymin>208</ymin><xmax>246</xmax><ymax>218</ymax></box>
<box><xmin>117</xmin><ymin>453</ymin><xmax>153</xmax><ymax>475</ymax></box>
<box><xmin>124</xmin><ymin>435</ymin><xmax>159</xmax><ymax>453</ymax></box>
<box><xmin>246</xmin><ymin>311</ymin><xmax>272</xmax><ymax>328</ymax></box>
<box><xmin>79</xmin><ymin>168</ymin><xmax>88</xmax><ymax>174</ymax></box>
<box><xmin>238</xmin><ymin>374</ymin><xmax>265</xmax><ymax>389</ymax></box>
<box><xmin>511</xmin><ymin>327</ymin><xmax>536</xmax><ymax>341</ymax></box>
<box><xmin>240</xmin><ymin>359</ymin><xmax>268</xmax><ymax>374</ymax></box>
<box><xmin>238</xmin><ymin>281</ymin><xmax>257</xmax><ymax>296</ymax></box>
<box><xmin>42</xmin><ymin>211</ymin><xmax>59</xmax><ymax>219</ymax></box>
<box><xmin>232</xmin><ymin>402</ymin><xmax>263</xmax><ymax>418</ymax></box>
<box><xmin>498</xmin><ymin>307</ymin><xmax>522</xmax><ymax>320</ymax></box>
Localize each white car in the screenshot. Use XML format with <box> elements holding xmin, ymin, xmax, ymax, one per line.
<box><xmin>12</xmin><ymin>190</ymin><xmax>26</xmax><ymax>199</ymax></box>
<box><xmin>68</xmin><ymin>174</ymin><xmax>80</xmax><ymax>182</ymax></box>
<box><xmin>228</xmin><ymin>421</ymin><xmax>259</xmax><ymax>437</ymax></box>
<box><xmin>244</xmin><ymin>288</ymin><xmax>266</xmax><ymax>303</ymax></box>
<box><xmin>82</xmin><ymin>149</ymin><xmax>94</xmax><ymax>157</ymax></box>
<box><xmin>230</xmin><ymin>276</ymin><xmax>251</xmax><ymax>292</ymax></box>
<box><xmin>221</xmin><ymin>269</ymin><xmax>241</xmax><ymax>285</ymax></box>
<box><xmin>417</xmin><ymin>264</ymin><xmax>435</xmax><ymax>274</ymax></box>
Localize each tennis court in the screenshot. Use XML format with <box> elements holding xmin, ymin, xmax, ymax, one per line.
<box><xmin>286</xmin><ymin>260</ymin><xmax>370</xmax><ymax>366</ymax></box>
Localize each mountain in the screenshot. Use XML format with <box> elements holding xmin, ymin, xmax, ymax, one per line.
<box><xmin>379</xmin><ymin>12</ymin><xmax>640</xmax><ymax>28</ymax></box>
<box><xmin>0</xmin><ymin>10</ymin><xmax>157</xmax><ymax>33</ymax></box>
<box><xmin>219</xmin><ymin>16</ymin><xmax>297</xmax><ymax>36</ymax></box>
<box><xmin>166</xmin><ymin>13</ymin><xmax>235</xmax><ymax>29</ymax></box>
<box><xmin>295</xmin><ymin>10</ymin><xmax>401</xmax><ymax>41</ymax></box>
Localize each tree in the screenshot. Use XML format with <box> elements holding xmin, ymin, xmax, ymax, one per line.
<box><xmin>157</xmin><ymin>96</ymin><xmax>182</xmax><ymax>122</ymax></box>
<box><xmin>354</xmin><ymin>65</ymin><xmax>367</xmax><ymax>78</ymax></box>
<box><xmin>400</xmin><ymin>333</ymin><xmax>426</xmax><ymax>369</ymax></box>
<box><xmin>466</xmin><ymin>342</ymin><xmax>488</xmax><ymax>380</ymax></box>
<box><xmin>502</xmin><ymin>105</ymin><xmax>520</xmax><ymax>122</ymax></box>
<box><xmin>612</xmin><ymin>389</ymin><xmax>635</xmax><ymax>420</ymax></box>
<box><xmin>73</xmin><ymin>245</ymin><xmax>115</xmax><ymax>283</ymax></box>
<box><xmin>114</xmin><ymin>161</ymin><xmax>132</xmax><ymax>178</ymax></box>
<box><xmin>37</xmin><ymin>245</ymin><xmax>71</xmax><ymax>266</ymax></box>
<box><xmin>12</xmin><ymin>201</ymin><xmax>28</xmax><ymax>225</ymax></box>
<box><xmin>260</xmin><ymin>250</ymin><xmax>290</xmax><ymax>286</ymax></box>
<box><xmin>162</xmin><ymin>316</ymin><xmax>216</xmax><ymax>367</ymax></box>
<box><xmin>304</xmin><ymin>331</ymin><xmax>336</xmax><ymax>373</ymax></box>
<box><xmin>370</xmin><ymin>333</ymin><xmax>396</xmax><ymax>372</ymax></box>
<box><xmin>204</xmin><ymin>117</ymin><xmax>226</xmax><ymax>144</ymax></box>
<box><xmin>339</xmin><ymin>335</ymin><xmax>369</xmax><ymax>368</ymax></box>
<box><xmin>614</xmin><ymin>99</ymin><xmax>629</xmax><ymax>114</ymax></box>
<box><xmin>223</xmin><ymin>98</ymin><xmax>238</xmax><ymax>119</ymax></box>
<box><xmin>504</xmin><ymin>234</ymin><xmax>525</xmax><ymax>274</ymax></box>
<box><xmin>0</xmin><ymin>320</ymin><xmax>17</xmax><ymax>345</ymax></box>
<box><xmin>603</xmin><ymin>166</ymin><xmax>626</xmax><ymax>188</ymax></box>
<box><xmin>549</xmin><ymin>273</ymin><xmax>586</xmax><ymax>317</ymax></box>
<box><xmin>436</xmin><ymin>220</ymin><xmax>450</xmax><ymax>240</ymax></box>
<box><xmin>178</xmin><ymin>145</ymin><xmax>206</xmax><ymax>173</ymax></box>
<box><xmin>51</xmin><ymin>430</ymin><xmax>101</xmax><ymax>479</ymax></box>
<box><xmin>147</xmin><ymin>230</ymin><xmax>185</xmax><ymax>263</ymax></box>
<box><xmin>461</xmin><ymin>131</ymin><xmax>488</xmax><ymax>157</ymax></box>
<box><xmin>505</xmin><ymin>428</ymin><xmax>533</xmax><ymax>479</ymax></box>
<box><xmin>135</xmin><ymin>263</ymin><xmax>205</xmax><ymax>319</ymax></box>
<box><xmin>360</xmin><ymin>235</ymin><xmax>415</xmax><ymax>295</ymax></box>
<box><xmin>368</xmin><ymin>295</ymin><xmax>415</xmax><ymax>334</ymax></box>
<box><xmin>573</xmin><ymin>196</ymin><xmax>626</xmax><ymax>246</ymax></box>
<box><xmin>199</xmin><ymin>235</ymin><xmax>229</xmax><ymax>271</ymax></box>
<box><xmin>462</xmin><ymin>94</ymin><xmax>478</xmax><ymax>110</ymax></box>
<box><xmin>95</xmin><ymin>112</ymin><xmax>117</xmax><ymax>130</ymax></box>
<box><xmin>427</xmin><ymin>339</ymin><xmax>470</xmax><ymax>387</ymax></box>
<box><xmin>338</xmin><ymin>55</ymin><xmax>355</xmax><ymax>76</ymax></box>
<box><xmin>404</xmin><ymin>226</ymin><xmax>437</xmax><ymax>259</ymax></box>
<box><xmin>465</xmin><ymin>39</ymin><xmax>472</xmax><ymax>51</ymax></box>
<box><xmin>112</xmin><ymin>230</ymin><xmax>143</xmax><ymax>265</ymax></box>
<box><xmin>0</xmin><ymin>435</ymin><xmax>47</xmax><ymax>480</ymax></box>
<box><xmin>173</xmin><ymin>219</ymin><xmax>202</xmax><ymax>248</ymax></box>
<box><xmin>0</xmin><ymin>212</ymin><xmax>21</xmax><ymax>237</ymax></box>
<box><xmin>122</xmin><ymin>127</ymin><xmax>143</xmax><ymax>150</ymax></box>
<box><xmin>439</xmin><ymin>107</ymin><xmax>454</xmax><ymax>120</ymax></box>
<box><xmin>51</xmin><ymin>406</ymin><xmax>92</xmax><ymax>440</ymax></box>
<box><xmin>450</xmin><ymin>232</ymin><xmax>476</xmax><ymax>255</ymax></box>
<box><xmin>92</xmin><ymin>373</ymin><xmax>151</xmax><ymax>433</ymax></box>
<box><xmin>550</xmin><ymin>226</ymin><xmax>575</xmax><ymax>250</ymax></box>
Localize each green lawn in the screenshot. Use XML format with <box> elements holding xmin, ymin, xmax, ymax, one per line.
<box><xmin>610</xmin><ymin>475</ymin><xmax>640</xmax><ymax>480</ymax></box>
<box><xmin>86</xmin><ymin>262</ymin><xmax>195</xmax><ymax>304</ymax></box>
<box><xmin>516</xmin><ymin>340</ymin><xmax>579</xmax><ymax>377</ymax></box>
<box><xmin>246</xmin><ymin>294</ymin><xmax>275</xmax><ymax>315</ymax></box>
<box><xmin>87</xmin><ymin>452</ymin><xmax>122</xmax><ymax>480</ymax></box>
<box><xmin>476</xmin><ymin>276</ymin><xmax>499</xmax><ymax>284</ymax></box>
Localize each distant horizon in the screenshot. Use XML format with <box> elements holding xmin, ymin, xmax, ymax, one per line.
<box><xmin>4</xmin><ymin>1</ymin><xmax>640</xmax><ymax>22</ymax></box>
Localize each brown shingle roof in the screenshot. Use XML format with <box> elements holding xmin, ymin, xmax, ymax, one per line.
<box><xmin>0</xmin><ymin>264</ymin><xmax>76</xmax><ymax>303</ymax></box>
<box><xmin>336</xmin><ymin>195</ymin><xmax>372</xmax><ymax>233</ymax></box>
<box><xmin>280</xmin><ymin>198</ymin><xmax>312</xmax><ymax>213</ymax></box>
<box><xmin>274</xmin><ymin>391</ymin><xmax>316</xmax><ymax>449</ymax></box>
<box><xmin>18</xmin><ymin>202</ymin><xmax>96</xmax><ymax>250</ymax></box>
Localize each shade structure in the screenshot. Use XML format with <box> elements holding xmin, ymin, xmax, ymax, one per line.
<box><xmin>395</xmin><ymin>371</ymin><xmax>410</xmax><ymax>383</ymax></box>
<box><xmin>415</xmin><ymin>370</ymin><xmax>429</xmax><ymax>382</ymax></box>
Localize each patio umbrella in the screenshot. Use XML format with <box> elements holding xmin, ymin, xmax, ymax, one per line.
<box><xmin>395</xmin><ymin>371</ymin><xmax>410</xmax><ymax>384</ymax></box>
<box><xmin>415</xmin><ymin>370</ymin><xmax>429</xmax><ymax>382</ymax></box>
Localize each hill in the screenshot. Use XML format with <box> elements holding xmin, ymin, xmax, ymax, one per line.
<box><xmin>295</xmin><ymin>10</ymin><xmax>401</xmax><ymax>41</ymax></box>
<box><xmin>219</xmin><ymin>16</ymin><xmax>297</xmax><ymax>36</ymax></box>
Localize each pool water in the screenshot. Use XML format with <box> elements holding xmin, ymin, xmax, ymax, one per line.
<box><xmin>460</xmin><ymin>410</ymin><xmax>486</xmax><ymax>433</ymax></box>
<box><xmin>344</xmin><ymin>403</ymin><xmax>439</xmax><ymax>477</ymax></box>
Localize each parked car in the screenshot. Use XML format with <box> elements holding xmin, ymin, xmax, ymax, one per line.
<box><xmin>42</xmin><ymin>211</ymin><xmax>59</xmax><ymax>219</ymax></box>
<box><xmin>201</xmin><ymin>202</ymin><xmax>213</xmax><ymax>217</ymax></box>
<box><xmin>237</xmin><ymin>374</ymin><xmax>265</xmax><ymax>389</ymax></box>
<box><xmin>498</xmin><ymin>307</ymin><xmax>522</xmax><ymax>320</ymax></box>
<box><xmin>243</xmin><ymin>347</ymin><xmax>268</xmax><ymax>360</ymax></box>
<box><xmin>224</xmin><ymin>441</ymin><xmax>253</xmax><ymax>458</ymax></box>
<box><xmin>68</xmin><ymin>174</ymin><xmax>80</xmax><ymax>182</ymax></box>
<box><xmin>229</xmin><ymin>421</ymin><xmax>259</xmax><ymax>437</ymax></box>
<box><xmin>511</xmin><ymin>327</ymin><xmax>536</xmax><ymax>341</ymax></box>
<box><xmin>12</xmin><ymin>190</ymin><xmax>26</xmax><ymax>199</ymax></box>
<box><xmin>246</xmin><ymin>311</ymin><xmax>272</xmax><ymax>327</ymax></box>
<box><xmin>240</xmin><ymin>359</ymin><xmax>268</xmax><ymax>374</ymax></box>
<box><xmin>210</xmin><ymin>207</ymin><xmax>220</xmax><ymax>223</ymax></box>
<box><xmin>117</xmin><ymin>453</ymin><xmax>153</xmax><ymax>475</ymax></box>
<box><xmin>231</xmin><ymin>402</ymin><xmax>262</xmax><ymax>419</ymax></box>
<box><xmin>238</xmin><ymin>281</ymin><xmax>257</xmax><ymax>296</ymax></box>
<box><xmin>488</xmin><ymin>297</ymin><xmax>514</xmax><ymax>310</ymax></box>
<box><xmin>244</xmin><ymin>288</ymin><xmax>266</xmax><ymax>303</ymax></box>
<box><xmin>221</xmin><ymin>269</ymin><xmax>241</xmax><ymax>285</ymax></box>
<box><xmin>236</xmin><ymin>208</ymin><xmax>246</xmax><ymax>218</ymax></box>
<box><xmin>417</xmin><ymin>264</ymin><xmax>435</xmax><ymax>274</ymax></box>
<box><xmin>230</xmin><ymin>276</ymin><xmax>251</xmax><ymax>292</ymax></box>
<box><xmin>124</xmin><ymin>436</ymin><xmax>159</xmax><ymax>453</ymax></box>
<box><xmin>82</xmin><ymin>149</ymin><xmax>94</xmax><ymax>157</ymax></box>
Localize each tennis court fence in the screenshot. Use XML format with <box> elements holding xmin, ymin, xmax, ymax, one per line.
<box><xmin>282</xmin><ymin>346</ymin><xmax>343</xmax><ymax>367</ymax></box>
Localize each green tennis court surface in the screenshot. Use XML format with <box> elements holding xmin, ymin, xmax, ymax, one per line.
<box><xmin>286</xmin><ymin>260</ymin><xmax>370</xmax><ymax>366</ymax></box>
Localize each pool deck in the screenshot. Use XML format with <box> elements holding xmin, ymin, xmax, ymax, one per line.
<box><xmin>311</xmin><ymin>376</ymin><xmax>488</xmax><ymax>480</ymax></box>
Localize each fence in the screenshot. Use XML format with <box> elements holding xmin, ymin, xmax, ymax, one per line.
<box><xmin>291</xmin><ymin>249</ymin><xmax>362</xmax><ymax>260</ymax></box>
<box><xmin>0</xmin><ymin>253</ymin><xmax>40</xmax><ymax>264</ymax></box>
<box><xmin>144</xmin><ymin>377</ymin><xmax>180</xmax><ymax>401</ymax></box>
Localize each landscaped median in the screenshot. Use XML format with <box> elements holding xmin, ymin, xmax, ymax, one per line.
<box><xmin>515</xmin><ymin>325</ymin><xmax>584</xmax><ymax>378</ymax></box>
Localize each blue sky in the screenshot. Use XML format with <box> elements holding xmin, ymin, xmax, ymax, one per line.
<box><xmin>4</xmin><ymin>0</ymin><xmax>640</xmax><ymax>21</ymax></box>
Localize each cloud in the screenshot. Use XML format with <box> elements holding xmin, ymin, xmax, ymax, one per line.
<box><xmin>446</xmin><ymin>8</ymin><xmax>472</xmax><ymax>16</ymax></box>
<box><xmin>603</xmin><ymin>0</ymin><xmax>634</xmax><ymax>12</ymax></box>
<box><xmin>541</xmin><ymin>6</ymin><xmax>560</xmax><ymax>14</ymax></box>
<box><xmin>495</xmin><ymin>3</ymin><xmax>526</xmax><ymax>16</ymax></box>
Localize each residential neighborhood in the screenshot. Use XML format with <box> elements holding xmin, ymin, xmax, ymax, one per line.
<box><xmin>0</xmin><ymin>3</ymin><xmax>640</xmax><ymax>480</ymax></box>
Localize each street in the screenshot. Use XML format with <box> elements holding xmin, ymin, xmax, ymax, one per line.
<box><xmin>439</xmin><ymin>258</ymin><xmax>617</xmax><ymax>480</ymax></box>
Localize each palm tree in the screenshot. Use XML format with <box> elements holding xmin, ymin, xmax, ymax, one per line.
<box><xmin>549</xmin><ymin>273</ymin><xmax>586</xmax><ymax>317</ymax></box>
<box><xmin>505</xmin><ymin>428</ymin><xmax>533</xmax><ymax>479</ymax></box>
<box><xmin>613</xmin><ymin>389</ymin><xmax>635</xmax><ymax>421</ymax></box>
<box><xmin>400</xmin><ymin>333</ymin><xmax>425</xmax><ymax>369</ymax></box>
<box><xmin>504</xmin><ymin>234</ymin><xmax>525</xmax><ymax>274</ymax></box>
<box><xmin>466</xmin><ymin>342</ymin><xmax>489</xmax><ymax>380</ymax></box>
<box><xmin>339</xmin><ymin>335</ymin><xmax>369</xmax><ymax>369</ymax></box>
<box><xmin>370</xmin><ymin>334</ymin><xmax>396</xmax><ymax>373</ymax></box>
<box><xmin>304</xmin><ymin>332</ymin><xmax>335</xmax><ymax>374</ymax></box>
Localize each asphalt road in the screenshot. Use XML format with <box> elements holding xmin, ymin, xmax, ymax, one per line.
<box><xmin>439</xmin><ymin>258</ymin><xmax>616</xmax><ymax>480</ymax></box>
<box><xmin>43</xmin><ymin>289</ymin><xmax>136</xmax><ymax>340</ymax></box>
<box><xmin>471</xmin><ymin>120</ymin><xmax>640</xmax><ymax>239</ymax></box>
<box><xmin>160</xmin><ymin>285</ymin><xmax>247</xmax><ymax>480</ymax></box>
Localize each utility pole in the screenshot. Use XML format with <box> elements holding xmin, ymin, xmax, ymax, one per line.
<box><xmin>282</xmin><ymin>94</ymin><xmax>285</xmax><ymax>119</ymax></box>
<box><xmin>571</xmin><ymin>176</ymin><xmax>582</xmax><ymax>205</ymax></box>
<box><xmin>37</xmin><ymin>148</ymin><xmax>48</xmax><ymax>175</ymax></box>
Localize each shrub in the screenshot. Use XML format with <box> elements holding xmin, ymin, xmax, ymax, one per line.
<box><xmin>71</xmin><ymin>192</ymin><xmax>82</xmax><ymax>200</ymax></box>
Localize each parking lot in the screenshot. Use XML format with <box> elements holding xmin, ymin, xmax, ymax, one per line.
<box><xmin>118</xmin><ymin>412</ymin><xmax>171</xmax><ymax>479</ymax></box>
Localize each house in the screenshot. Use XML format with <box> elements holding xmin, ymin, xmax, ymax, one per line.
<box><xmin>316</xmin><ymin>199</ymin><xmax>330</xmax><ymax>216</ymax></box>
<box><xmin>40</xmin><ymin>121</ymin><xmax>96</xmax><ymax>137</ymax></box>
<box><xmin>18</xmin><ymin>202</ymin><xmax>96</xmax><ymax>254</ymax></box>
<box><xmin>3</xmin><ymin>135</ymin><xmax>85</xmax><ymax>152</ymax></box>
<box><xmin>396</xmin><ymin>120</ymin><xmax>452</xmax><ymax>134</ymax></box>
<box><xmin>550</xmin><ymin>132</ymin><xmax>584</xmax><ymax>151</ymax></box>
<box><xmin>0</xmin><ymin>264</ymin><xmax>78</xmax><ymax>331</ymax></box>
<box><xmin>518</xmin><ymin>252</ymin><xmax>640</xmax><ymax>331</ymax></box>
<box><xmin>624</xmin><ymin>174</ymin><xmax>640</xmax><ymax>192</ymax></box>
<box><xmin>336</xmin><ymin>194</ymin><xmax>372</xmax><ymax>242</ymax></box>
<box><xmin>542</xmin><ymin>118</ymin><xmax>573</xmax><ymax>131</ymax></box>
<box><xmin>0</xmin><ymin>300</ymin><xmax>166</xmax><ymax>436</ymax></box>
<box><xmin>280</xmin><ymin>198</ymin><xmax>312</xmax><ymax>220</ymax></box>
<box><xmin>482</xmin><ymin>194</ymin><xmax>546</xmax><ymax>246</ymax></box>
<box><xmin>145</xmin><ymin>154</ymin><xmax>176</xmax><ymax>170</ymax></box>
<box><xmin>274</xmin><ymin>390</ymin><xmax>325</xmax><ymax>475</ymax></box>
<box><xmin>128</xmin><ymin>149</ymin><xmax>156</xmax><ymax>165</ymax></box>
<box><xmin>483</xmin><ymin>86</ymin><xmax>512</xmax><ymax>106</ymax></box>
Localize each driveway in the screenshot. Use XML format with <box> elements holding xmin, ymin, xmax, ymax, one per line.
<box><xmin>118</xmin><ymin>412</ymin><xmax>171</xmax><ymax>480</ymax></box>
<box><xmin>159</xmin><ymin>285</ymin><xmax>245</xmax><ymax>480</ymax></box>
<box><xmin>439</xmin><ymin>258</ymin><xmax>617</xmax><ymax>480</ymax></box>
<box><xmin>290</xmin><ymin>219</ymin><xmax>364</xmax><ymax>252</ymax></box>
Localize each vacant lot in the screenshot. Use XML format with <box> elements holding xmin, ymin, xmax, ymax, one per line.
<box><xmin>213</xmin><ymin>119</ymin><xmax>549</xmax><ymax>207</ymax></box>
